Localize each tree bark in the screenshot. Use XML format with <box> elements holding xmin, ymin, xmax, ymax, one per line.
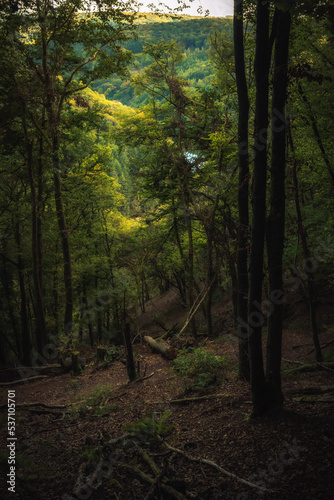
<box><xmin>297</xmin><ymin>83</ymin><xmax>334</xmax><ymax>187</ymax></box>
<box><xmin>124</xmin><ymin>323</ymin><xmax>137</xmax><ymax>381</ymax></box>
<box><xmin>288</xmin><ymin>125</ymin><xmax>323</xmax><ymax>363</ymax></box>
<box><xmin>265</xmin><ymin>9</ymin><xmax>291</xmax><ymax>406</ymax></box>
<box><xmin>234</xmin><ymin>0</ymin><xmax>250</xmax><ymax>381</ymax></box>
<box><xmin>24</xmin><ymin>117</ymin><xmax>46</xmax><ymax>355</ymax></box>
<box><xmin>52</xmin><ymin>135</ymin><xmax>73</xmax><ymax>333</ymax></box>
<box><xmin>248</xmin><ymin>0</ymin><xmax>270</xmax><ymax>416</ymax></box>
<box><xmin>15</xmin><ymin>221</ymin><xmax>31</xmax><ymax>366</ymax></box>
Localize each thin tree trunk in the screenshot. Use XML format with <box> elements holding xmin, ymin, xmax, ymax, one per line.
<box><xmin>234</xmin><ymin>0</ymin><xmax>250</xmax><ymax>381</ymax></box>
<box><xmin>2</xmin><ymin>250</ymin><xmax>20</xmax><ymax>359</ymax></box>
<box><xmin>298</xmin><ymin>83</ymin><xmax>334</xmax><ymax>187</ymax></box>
<box><xmin>124</xmin><ymin>323</ymin><xmax>137</xmax><ymax>381</ymax></box>
<box><xmin>265</xmin><ymin>9</ymin><xmax>291</xmax><ymax>406</ymax></box>
<box><xmin>205</xmin><ymin>231</ymin><xmax>214</xmax><ymax>337</ymax></box>
<box><xmin>248</xmin><ymin>0</ymin><xmax>270</xmax><ymax>416</ymax></box>
<box><xmin>185</xmin><ymin>214</ymin><xmax>197</xmax><ymax>336</ymax></box>
<box><xmin>52</xmin><ymin>135</ymin><xmax>73</xmax><ymax>333</ymax></box>
<box><xmin>15</xmin><ymin>221</ymin><xmax>31</xmax><ymax>366</ymax></box>
<box><xmin>24</xmin><ymin>117</ymin><xmax>46</xmax><ymax>354</ymax></box>
<box><xmin>288</xmin><ymin>126</ymin><xmax>323</xmax><ymax>363</ymax></box>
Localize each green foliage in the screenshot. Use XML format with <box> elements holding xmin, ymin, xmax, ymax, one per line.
<box><xmin>71</xmin><ymin>383</ymin><xmax>118</xmax><ymax>417</ymax></box>
<box><xmin>80</xmin><ymin>445</ymin><xmax>101</xmax><ymax>464</ymax></box>
<box><xmin>124</xmin><ymin>411</ymin><xmax>173</xmax><ymax>442</ymax></box>
<box><xmin>91</xmin><ymin>16</ymin><xmax>233</xmax><ymax>107</ymax></box>
<box><xmin>173</xmin><ymin>347</ymin><xmax>225</xmax><ymax>390</ymax></box>
<box><xmin>58</xmin><ymin>335</ymin><xmax>80</xmax><ymax>358</ymax></box>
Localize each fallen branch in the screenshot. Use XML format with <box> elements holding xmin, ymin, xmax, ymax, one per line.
<box><xmin>287</xmin><ymin>362</ymin><xmax>334</xmax><ymax>374</ymax></box>
<box><xmin>282</xmin><ymin>358</ymin><xmax>305</xmax><ymax>365</ymax></box>
<box><xmin>307</xmin><ymin>338</ymin><xmax>334</xmax><ymax>355</ymax></box>
<box><xmin>26</xmin><ymin>408</ymin><xmax>70</xmax><ymax>416</ymax></box>
<box><xmin>121</xmin><ymin>464</ymin><xmax>186</xmax><ymax>500</ymax></box>
<box><xmin>161</xmin><ymin>441</ymin><xmax>274</xmax><ymax>494</ymax></box>
<box><xmin>130</xmin><ymin>372</ymin><xmax>155</xmax><ymax>383</ymax></box>
<box><xmin>0</xmin><ymin>402</ymin><xmax>67</xmax><ymax>410</ymax></box>
<box><xmin>178</xmin><ymin>277</ymin><xmax>215</xmax><ymax>337</ymax></box>
<box><xmin>316</xmin><ymin>362</ymin><xmax>334</xmax><ymax>373</ymax></box>
<box><xmin>0</xmin><ymin>375</ymin><xmax>48</xmax><ymax>386</ymax></box>
<box><xmin>170</xmin><ymin>394</ymin><xmax>228</xmax><ymax>405</ymax></box>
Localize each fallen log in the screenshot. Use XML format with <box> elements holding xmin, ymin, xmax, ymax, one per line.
<box><xmin>143</xmin><ymin>336</ymin><xmax>177</xmax><ymax>360</ymax></box>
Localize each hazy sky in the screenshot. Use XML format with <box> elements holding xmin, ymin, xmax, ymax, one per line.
<box><xmin>141</xmin><ymin>0</ymin><xmax>234</xmax><ymax>17</ymax></box>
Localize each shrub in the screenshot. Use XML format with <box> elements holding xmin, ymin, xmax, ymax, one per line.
<box><xmin>172</xmin><ymin>347</ymin><xmax>225</xmax><ymax>391</ymax></box>
<box><xmin>124</xmin><ymin>411</ymin><xmax>173</xmax><ymax>443</ymax></box>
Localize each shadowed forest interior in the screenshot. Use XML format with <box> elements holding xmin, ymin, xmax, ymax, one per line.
<box><xmin>0</xmin><ymin>1</ymin><xmax>334</xmax><ymax>499</ymax></box>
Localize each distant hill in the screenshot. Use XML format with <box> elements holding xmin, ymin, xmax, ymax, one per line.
<box><xmin>91</xmin><ymin>15</ymin><xmax>233</xmax><ymax>107</ymax></box>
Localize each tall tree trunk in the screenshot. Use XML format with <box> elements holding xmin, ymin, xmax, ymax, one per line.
<box><xmin>234</xmin><ymin>0</ymin><xmax>250</xmax><ymax>381</ymax></box>
<box><xmin>185</xmin><ymin>214</ymin><xmax>197</xmax><ymax>336</ymax></box>
<box><xmin>288</xmin><ymin>126</ymin><xmax>323</xmax><ymax>363</ymax></box>
<box><xmin>265</xmin><ymin>9</ymin><xmax>291</xmax><ymax>406</ymax></box>
<box><xmin>15</xmin><ymin>221</ymin><xmax>31</xmax><ymax>366</ymax></box>
<box><xmin>23</xmin><ymin>111</ymin><xmax>46</xmax><ymax>354</ymax></box>
<box><xmin>248</xmin><ymin>0</ymin><xmax>270</xmax><ymax>416</ymax></box>
<box><xmin>205</xmin><ymin>230</ymin><xmax>215</xmax><ymax>337</ymax></box>
<box><xmin>52</xmin><ymin>135</ymin><xmax>73</xmax><ymax>333</ymax></box>
<box><xmin>2</xmin><ymin>246</ymin><xmax>21</xmax><ymax>359</ymax></box>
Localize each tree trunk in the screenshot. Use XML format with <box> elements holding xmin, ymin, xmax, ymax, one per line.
<box><xmin>248</xmin><ymin>0</ymin><xmax>270</xmax><ymax>416</ymax></box>
<box><xmin>234</xmin><ymin>0</ymin><xmax>250</xmax><ymax>381</ymax></box>
<box><xmin>15</xmin><ymin>221</ymin><xmax>31</xmax><ymax>366</ymax></box>
<box><xmin>288</xmin><ymin>125</ymin><xmax>323</xmax><ymax>363</ymax></box>
<box><xmin>265</xmin><ymin>9</ymin><xmax>291</xmax><ymax>407</ymax></box>
<box><xmin>297</xmin><ymin>83</ymin><xmax>334</xmax><ymax>187</ymax></box>
<box><xmin>24</xmin><ymin>124</ymin><xmax>46</xmax><ymax>354</ymax></box>
<box><xmin>124</xmin><ymin>323</ymin><xmax>137</xmax><ymax>381</ymax></box>
<box><xmin>205</xmin><ymin>230</ymin><xmax>215</xmax><ymax>337</ymax></box>
<box><xmin>52</xmin><ymin>135</ymin><xmax>73</xmax><ymax>333</ymax></box>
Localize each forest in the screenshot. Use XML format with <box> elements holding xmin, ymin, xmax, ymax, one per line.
<box><xmin>0</xmin><ymin>1</ymin><xmax>334</xmax><ymax>499</ymax></box>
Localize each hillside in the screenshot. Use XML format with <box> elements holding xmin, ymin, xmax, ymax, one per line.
<box><xmin>0</xmin><ymin>290</ymin><xmax>334</xmax><ymax>499</ymax></box>
<box><xmin>91</xmin><ymin>15</ymin><xmax>234</xmax><ymax>106</ymax></box>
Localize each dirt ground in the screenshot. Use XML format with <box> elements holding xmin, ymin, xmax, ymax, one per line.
<box><xmin>0</xmin><ymin>290</ymin><xmax>334</xmax><ymax>500</ymax></box>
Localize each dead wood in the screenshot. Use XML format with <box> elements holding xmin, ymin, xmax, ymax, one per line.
<box><xmin>129</xmin><ymin>372</ymin><xmax>154</xmax><ymax>383</ymax></box>
<box><xmin>0</xmin><ymin>402</ymin><xmax>67</xmax><ymax>410</ymax></box>
<box><xmin>287</xmin><ymin>362</ymin><xmax>334</xmax><ymax>374</ymax></box>
<box><xmin>161</xmin><ymin>441</ymin><xmax>275</xmax><ymax>494</ymax></box>
<box><xmin>307</xmin><ymin>338</ymin><xmax>334</xmax><ymax>355</ymax></box>
<box><xmin>143</xmin><ymin>336</ymin><xmax>177</xmax><ymax>360</ymax></box>
<box><xmin>0</xmin><ymin>375</ymin><xmax>48</xmax><ymax>386</ymax></box>
<box><xmin>316</xmin><ymin>362</ymin><xmax>334</xmax><ymax>372</ymax></box>
<box><xmin>170</xmin><ymin>394</ymin><xmax>228</xmax><ymax>405</ymax></box>
<box><xmin>121</xmin><ymin>464</ymin><xmax>186</xmax><ymax>500</ymax></box>
<box><xmin>282</xmin><ymin>358</ymin><xmax>305</xmax><ymax>365</ymax></box>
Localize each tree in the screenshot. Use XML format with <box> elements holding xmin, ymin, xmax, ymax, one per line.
<box><xmin>0</xmin><ymin>0</ymin><xmax>137</xmax><ymax>342</ymax></box>
<box><xmin>247</xmin><ymin>0</ymin><xmax>271</xmax><ymax>416</ymax></box>
<box><xmin>246</xmin><ymin>1</ymin><xmax>291</xmax><ymax>415</ymax></box>
<box><xmin>265</xmin><ymin>8</ymin><xmax>291</xmax><ymax>406</ymax></box>
<box><xmin>234</xmin><ymin>0</ymin><xmax>250</xmax><ymax>381</ymax></box>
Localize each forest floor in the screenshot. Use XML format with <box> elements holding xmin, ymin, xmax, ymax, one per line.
<box><xmin>1</xmin><ymin>289</ymin><xmax>334</xmax><ymax>500</ymax></box>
